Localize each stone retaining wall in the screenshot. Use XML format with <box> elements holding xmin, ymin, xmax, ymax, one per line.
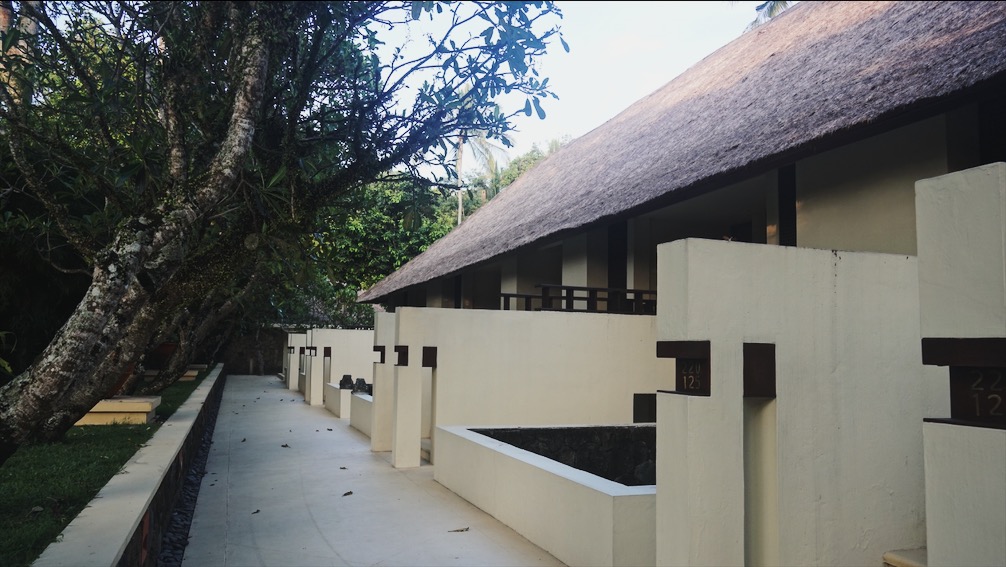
<box><xmin>471</xmin><ymin>425</ymin><xmax>656</xmax><ymax>486</ymax></box>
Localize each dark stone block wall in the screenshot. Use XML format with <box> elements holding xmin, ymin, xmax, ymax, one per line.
<box><xmin>470</xmin><ymin>425</ymin><xmax>656</xmax><ymax>486</ymax></box>
<box><xmin>219</xmin><ymin>328</ymin><xmax>286</xmax><ymax>375</ymax></box>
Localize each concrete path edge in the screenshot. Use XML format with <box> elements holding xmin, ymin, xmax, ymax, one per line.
<box><xmin>33</xmin><ymin>364</ymin><xmax>226</xmax><ymax>567</ymax></box>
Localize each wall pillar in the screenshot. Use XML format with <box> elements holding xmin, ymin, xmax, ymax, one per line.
<box><xmin>287</xmin><ymin>333</ymin><xmax>306</xmax><ymax>391</ymax></box>
<box><xmin>371</xmin><ymin>312</ymin><xmax>396</xmax><ymax>452</ymax></box>
<box><xmin>915</xmin><ymin>163</ymin><xmax>1006</xmax><ymax>567</ymax></box>
<box><xmin>655</xmin><ymin>238</ymin><xmax>932</xmax><ymax>567</ymax></box>
<box><xmin>391</xmin><ymin>346</ymin><xmax>422</xmax><ymax>469</ymax></box>
<box><xmin>562</xmin><ymin>229</ymin><xmax>607</xmax><ymax>288</ymax></box>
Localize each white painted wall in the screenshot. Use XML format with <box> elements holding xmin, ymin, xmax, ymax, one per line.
<box><xmin>923</xmin><ymin>422</ymin><xmax>1006</xmax><ymax>567</ymax></box>
<box><xmin>655</xmin><ymin>238</ymin><xmax>942</xmax><ymax>567</ymax></box>
<box><xmin>916</xmin><ymin>162</ymin><xmax>1006</xmax><ymax>339</ymax></box>
<box><xmin>435</xmin><ymin>425</ymin><xmax>655</xmax><ymax>567</ymax></box>
<box><xmin>796</xmin><ymin>116</ymin><xmax>947</xmax><ymax>255</ymax></box>
<box><xmin>286</xmin><ymin>333</ymin><xmax>306</xmax><ymax>391</ymax></box>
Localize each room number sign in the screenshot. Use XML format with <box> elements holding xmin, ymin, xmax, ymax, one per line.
<box><xmin>949</xmin><ymin>366</ymin><xmax>1006</xmax><ymax>426</ymax></box>
<box><xmin>676</xmin><ymin>359</ymin><xmax>710</xmax><ymax>396</ymax></box>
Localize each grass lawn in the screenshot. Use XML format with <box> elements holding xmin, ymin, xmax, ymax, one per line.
<box><xmin>0</xmin><ymin>372</ymin><xmax>208</xmax><ymax>567</ymax></box>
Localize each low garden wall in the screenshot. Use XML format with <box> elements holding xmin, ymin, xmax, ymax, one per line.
<box><xmin>435</xmin><ymin>425</ymin><xmax>655</xmax><ymax>567</ymax></box>
<box><xmin>350</xmin><ymin>393</ymin><xmax>373</xmax><ymax>437</ymax></box>
<box><xmin>470</xmin><ymin>425</ymin><xmax>656</xmax><ymax>486</ymax></box>
<box><xmin>33</xmin><ymin>365</ymin><xmax>226</xmax><ymax>567</ymax></box>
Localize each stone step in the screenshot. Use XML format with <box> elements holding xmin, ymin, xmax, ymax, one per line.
<box><xmin>883</xmin><ymin>548</ymin><xmax>927</xmax><ymax>567</ymax></box>
<box><xmin>75</xmin><ymin>396</ymin><xmax>161</xmax><ymax>426</ymax></box>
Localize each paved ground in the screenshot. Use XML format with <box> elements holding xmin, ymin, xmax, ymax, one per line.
<box><xmin>183</xmin><ymin>375</ymin><xmax>564</xmax><ymax>567</ymax></box>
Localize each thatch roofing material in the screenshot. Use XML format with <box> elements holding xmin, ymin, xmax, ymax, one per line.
<box><xmin>360</xmin><ymin>1</ymin><xmax>1006</xmax><ymax>303</ymax></box>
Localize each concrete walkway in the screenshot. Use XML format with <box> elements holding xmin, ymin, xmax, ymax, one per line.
<box><xmin>183</xmin><ymin>375</ymin><xmax>564</xmax><ymax>567</ymax></box>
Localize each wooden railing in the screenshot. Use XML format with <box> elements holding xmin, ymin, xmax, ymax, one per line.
<box><xmin>500</xmin><ymin>284</ymin><xmax>656</xmax><ymax>315</ymax></box>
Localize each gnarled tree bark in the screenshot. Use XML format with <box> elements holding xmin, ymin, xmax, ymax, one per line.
<box><xmin>0</xmin><ymin>11</ymin><xmax>271</xmax><ymax>462</ymax></box>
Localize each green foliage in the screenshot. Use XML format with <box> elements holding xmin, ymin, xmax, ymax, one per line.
<box><xmin>251</xmin><ymin>261</ymin><xmax>379</xmax><ymax>330</ymax></box>
<box><xmin>316</xmin><ymin>177</ymin><xmax>454</xmax><ymax>290</ymax></box>
<box><xmin>747</xmin><ymin>1</ymin><xmax>795</xmax><ymax>30</ymax></box>
<box><xmin>464</xmin><ymin>137</ymin><xmax>568</xmax><ymax>214</ymax></box>
<box><xmin>0</xmin><ymin>221</ymin><xmax>90</xmax><ymax>375</ymax></box>
<box><xmin>0</xmin><ymin>1</ymin><xmax>566</xmax><ymax>384</ymax></box>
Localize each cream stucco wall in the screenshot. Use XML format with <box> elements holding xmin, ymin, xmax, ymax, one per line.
<box><xmin>914</xmin><ymin>163</ymin><xmax>1006</xmax><ymax>567</ymax></box>
<box><xmin>915</xmin><ymin>162</ymin><xmax>1006</xmax><ymax>339</ymax></box>
<box><xmin>923</xmin><ymin>422</ymin><xmax>1006</xmax><ymax>567</ymax></box>
<box><xmin>435</xmin><ymin>425</ymin><xmax>655</xmax><ymax>567</ymax></box>
<box><xmin>391</xmin><ymin>307</ymin><xmax>674</xmax><ymax>430</ymax></box>
<box><xmin>350</xmin><ymin>393</ymin><xmax>373</xmax><ymax>437</ymax></box>
<box><xmin>323</xmin><ymin>383</ymin><xmax>352</xmax><ymax>418</ymax></box>
<box><xmin>306</xmin><ymin>328</ymin><xmax>377</xmax><ymax>408</ymax></box>
<box><xmin>391</xmin><ymin>362</ymin><xmax>425</xmax><ymax>468</ymax></box>
<box><xmin>286</xmin><ymin>333</ymin><xmax>306</xmax><ymax>391</ymax></box>
<box><xmin>379</xmin><ymin>306</ymin><xmax>674</xmax><ymax>468</ymax></box>
<box><xmin>303</xmin><ymin>329</ymin><xmax>318</xmax><ymax>403</ymax></box>
<box><xmin>796</xmin><ymin>116</ymin><xmax>948</xmax><ymax>255</ymax></box>
<box><xmin>655</xmin><ymin>238</ymin><xmax>942</xmax><ymax>567</ymax></box>
<box><xmin>370</xmin><ymin>312</ymin><xmax>396</xmax><ymax>452</ymax></box>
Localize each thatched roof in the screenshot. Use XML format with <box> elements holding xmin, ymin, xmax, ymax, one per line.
<box><xmin>360</xmin><ymin>1</ymin><xmax>1006</xmax><ymax>303</ymax></box>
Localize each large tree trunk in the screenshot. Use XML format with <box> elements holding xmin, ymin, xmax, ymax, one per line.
<box><xmin>0</xmin><ymin>21</ymin><xmax>270</xmax><ymax>465</ymax></box>
<box><xmin>1</xmin><ymin>243</ymin><xmax>152</xmax><ymax>445</ymax></box>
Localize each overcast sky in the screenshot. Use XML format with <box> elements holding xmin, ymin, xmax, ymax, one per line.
<box><xmin>501</xmin><ymin>1</ymin><xmax>766</xmax><ymax>159</ymax></box>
